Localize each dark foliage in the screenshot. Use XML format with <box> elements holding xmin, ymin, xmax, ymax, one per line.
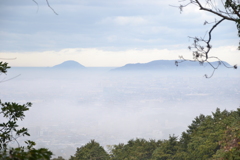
<box><xmin>72</xmin><ymin>108</ymin><xmax>240</xmax><ymax>160</ymax></box>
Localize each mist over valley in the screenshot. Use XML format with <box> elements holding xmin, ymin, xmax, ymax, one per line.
<box><xmin>2</xmin><ymin>60</ymin><xmax>240</xmax><ymax>158</ymax></box>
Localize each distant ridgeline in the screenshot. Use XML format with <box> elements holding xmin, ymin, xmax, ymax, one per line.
<box><xmin>52</xmin><ymin>60</ymin><xmax>86</xmax><ymax>69</ymax></box>
<box><xmin>112</xmin><ymin>60</ymin><xmax>232</xmax><ymax>71</ymax></box>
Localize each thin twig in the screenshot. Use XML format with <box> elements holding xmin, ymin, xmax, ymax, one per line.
<box><xmin>0</xmin><ymin>74</ymin><xmax>21</xmax><ymax>83</ymax></box>
<box><xmin>32</xmin><ymin>0</ymin><xmax>39</xmax><ymax>13</ymax></box>
<box><xmin>46</xmin><ymin>0</ymin><xmax>58</xmax><ymax>15</ymax></box>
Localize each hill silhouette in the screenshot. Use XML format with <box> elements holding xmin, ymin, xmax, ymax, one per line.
<box><xmin>112</xmin><ymin>60</ymin><xmax>231</xmax><ymax>71</ymax></box>
<box><xmin>52</xmin><ymin>60</ymin><xmax>85</xmax><ymax>69</ymax></box>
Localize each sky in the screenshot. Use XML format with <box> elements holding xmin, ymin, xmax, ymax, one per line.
<box><xmin>0</xmin><ymin>0</ymin><xmax>239</xmax><ymax>67</ymax></box>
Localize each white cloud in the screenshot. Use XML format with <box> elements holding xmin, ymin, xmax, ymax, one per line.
<box><xmin>99</xmin><ymin>16</ymin><xmax>148</xmax><ymax>26</ymax></box>
<box><xmin>115</xmin><ymin>16</ymin><xmax>147</xmax><ymax>26</ymax></box>
<box><xmin>209</xmin><ymin>46</ymin><xmax>240</xmax><ymax>65</ymax></box>
<box><xmin>0</xmin><ymin>0</ymin><xmax>238</xmax><ymax>67</ymax></box>
<box><xmin>2</xmin><ymin>46</ymin><xmax>239</xmax><ymax>67</ymax></box>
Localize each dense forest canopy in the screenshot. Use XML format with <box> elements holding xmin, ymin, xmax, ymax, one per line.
<box><xmin>70</xmin><ymin>108</ymin><xmax>240</xmax><ymax>160</ymax></box>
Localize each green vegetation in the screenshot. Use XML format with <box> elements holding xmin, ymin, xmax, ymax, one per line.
<box><xmin>69</xmin><ymin>140</ymin><xmax>109</xmax><ymax>160</ymax></box>
<box><xmin>108</xmin><ymin>138</ymin><xmax>162</xmax><ymax>160</ymax></box>
<box><xmin>0</xmin><ymin>62</ymin><xmax>53</xmax><ymax>159</ymax></box>
<box><xmin>70</xmin><ymin>108</ymin><xmax>240</xmax><ymax>160</ymax></box>
<box><xmin>52</xmin><ymin>156</ymin><xmax>65</xmax><ymax>160</ymax></box>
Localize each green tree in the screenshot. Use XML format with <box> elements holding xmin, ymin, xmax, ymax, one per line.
<box><xmin>212</xmin><ymin>109</ymin><xmax>240</xmax><ymax>159</ymax></box>
<box><xmin>174</xmin><ymin>108</ymin><xmax>240</xmax><ymax>160</ymax></box>
<box><xmin>70</xmin><ymin>140</ymin><xmax>110</xmax><ymax>160</ymax></box>
<box><xmin>51</xmin><ymin>156</ymin><xmax>65</xmax><ymax>160</ymax></box>
<box><xmin>0</xmin><ymin>61</ymin><xmax>53</xmax><ymax>159</ymax></box>
<box><xmin>151</xmin><ymin>135</ymin><xmax>178</xmax><ymax>160</ymax></box>
<box><xmin>109</xmin><ymin>138</ymin><xmax>162</xmax><ymax>160</ymax></box>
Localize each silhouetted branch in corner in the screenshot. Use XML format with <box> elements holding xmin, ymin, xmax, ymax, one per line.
<box><xmin>172</xmin><ymin>0</ymin><xmax>239</xmax><ymax>78</ymax></box>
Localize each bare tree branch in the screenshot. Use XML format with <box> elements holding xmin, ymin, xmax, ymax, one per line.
<box><xmin>0</xmin><ymin>74</ymin><xmax>21</xmax><ymax>83</ymax></box>
<box><xmin>172</xmin><ymin>0</ymin><xmax>239</xmax><ymax>78</ymax></box>
<box><xmin>32</xmin><ymin>0</ymin><xmax>39</xmax><ymax>13</ymax></box>
<box><xmin>205</xmin><ymin>18</ymin><xmax>225</xmax><ymax>59</ymax></box>
<box><xmin>32</xmin><ymin>0</ymin><xmax>58</xmax><ymax>15</ymax></box>
<box><xmin>46</xmin><ymin>0</ymin><xmax>58</xmax><ymax>15</ymax></box>
<box><xmin>195</xmin><ymin>0</ymin><xmax>237</xmax><ymax>21</ymax></box>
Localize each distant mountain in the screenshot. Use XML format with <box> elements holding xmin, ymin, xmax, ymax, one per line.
<box><xmin>52</xmin><ymin>60</ymin><xmax>85</xmax><ymax>69</ymax></box>
<box><xmin>112</xmin><ymin>60</ymin><xmax>231</xmax><ymax>71</ymax></box>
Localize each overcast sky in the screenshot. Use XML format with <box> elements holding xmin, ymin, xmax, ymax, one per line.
<box><xmin>0</xmin><ymin>0</ymin><xmax>239</xmax><ymax>67</ymax></box>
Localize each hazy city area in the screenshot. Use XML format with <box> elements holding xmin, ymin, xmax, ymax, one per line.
<box><xmin>1</xmin><ymin>65</ymin><xmax>239</xmax><ymax>158</ymax></box>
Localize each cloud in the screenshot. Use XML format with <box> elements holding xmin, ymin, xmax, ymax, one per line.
<box><xmin>113</xmin><ymin>16</ymin><xmax>147</xmax><ymax>26</ymax></box>
<box><xmin>100</xmin><ymin>16</ymin><xmax>148</xmax><ymax>26</ymax></box>
<box><xmin>1</xmin><ymin>45</ymin><xmax>239</xmax><ymax>67</ymax></box>
<box><xmin>0</xmin><ymin>0</ymin><xmax>238</xmax><ymax>67</ymax></box>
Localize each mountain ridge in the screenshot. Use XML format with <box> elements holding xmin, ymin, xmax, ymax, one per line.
<box><xmin>112</xmin><ymin>60</ymin><xmax>231</xmax><ymax>71</ymax></box>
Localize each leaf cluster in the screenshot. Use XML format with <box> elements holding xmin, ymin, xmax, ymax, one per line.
<box><xmin>0</xmin><ymin>61</ymin><xmax>10</xmax><ymax>74</ymax></box>
<box><xmin>0</xmin><ymin>101</ymin><xmax>32</xmax><ymax>150</ymax></box>
<box><xmin>224</xmin><ymin>0</ymin><xmax>240</xmax><ymax>49</ymax></box>
<box><xmin>0</xmin><ymin>140</ymin><xmax>52</xmax><ymax>160</ymax></box>
<box><xmin>0</xmin><ymin>100</ymin><xmax>53</xmax><ymax>160</ymax></box>
<box><xmin>70</xmin><ymin>140</ymin><xmax>109</xmax><ymax>160</ymax></box>
<box><xmin>109</xmin><ymin>138</ymin><xmax>162</xmax><ymax>160</ymax></box>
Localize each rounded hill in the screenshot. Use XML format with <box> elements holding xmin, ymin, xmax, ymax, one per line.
<box><xmin>52</xmin><ymin>60</ymin><xmax>85</xmax><ymax>69</ymax></box>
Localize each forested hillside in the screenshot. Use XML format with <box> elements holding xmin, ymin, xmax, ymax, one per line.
<box><xmin>69</xmin><ymin>108</ymin><xmax>240</xmax><ymax>160</ymax></box>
